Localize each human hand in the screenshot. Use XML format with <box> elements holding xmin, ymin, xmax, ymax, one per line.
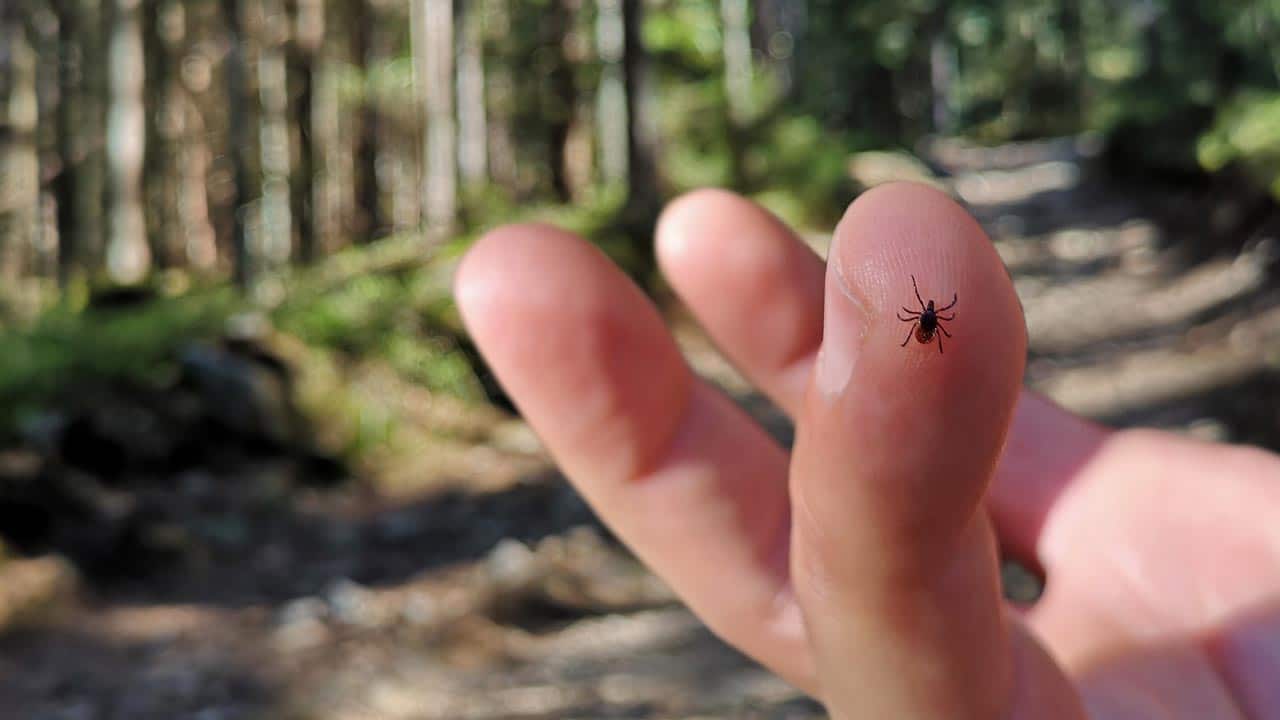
<box><xmin>454</xmin><ymin>183</ymin><xmax>1280</xmax><ymax>719</ymax></box>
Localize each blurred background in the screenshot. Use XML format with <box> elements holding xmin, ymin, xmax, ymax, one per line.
<box><xmin>1</xmin><ymin>0</ymin><xmax>1279</xmax><ymax>717</ymax></box>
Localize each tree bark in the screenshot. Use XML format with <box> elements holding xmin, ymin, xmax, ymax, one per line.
<box><xmin>419</xmin><ymin>0</ymin><xmax>457</xmax><ymax>239</ymax></box>
<box><xmin>143</xmin><ymin>0</ymin><xmax>193</xmax><ymax>271</ymax></box>
<box><xmin>288</xmin><ymin>0</ymin><xmax>321</xmax><ymax>262</ymax></box>
<box><xmin>485</xmin><ymin>0</ymin><xmax>517</xmax><ymax>191</ymax></box>
<box><xmin>49</xmin><ymin>0</ymin><xmax>81</xmax><ymax>285</ymax></box>
<box><xmin>0</xmin><ymin>3</ymin><xmax>39</xmax><ymax>281</ymax></box>
<box><xmin>563</xmin><ymin>1</ymin><xmax>595</xmax><ymax>200</ymax></box>
<box><xmin>82</xmin><ymin>0</ymin><xmax>108</xmax><ymax>273</ymax></box>
<box><xmin>348</xmin><ymin>0</ymin><xmax>383</xmax><ymax>242</ymax></box>
<box><xmin>142</xmin><ymin>0</ymin><xmax>168</xmax><ymax>268</ymax></box>
<box><xmin>595</xmin><ymin>0</ymin><xmax>626</xmax><ymax>187</ymax></box>
<box><xmin>721</xmin><ymin>0</ymin><xmax>751</xmax><ymax>187</ymax></box>
<box><xmin>258</xmin><ymin>0</ymin><xmax>292</xmax><ymax>267</ymax></box>
<box><xmin>546</xmin><ymin>0</ymin><xmax>576</xmax><ymax>202</ymax></box>
<box><xmin>105</xmin><ymin>0</ymin><xmax>150</xmax><ymax>283</ymax></box>
<box><xmin>622</xmin><ymin>0</ymin><xmax>659</xmax><ymax>216</ymax></box>
<box><xmin>175</xmin><ymin>85</ymin><xmax>217</xmax><ymax>271</ymax></box>
<box><xmin>33</xmin><ymin>6</ymin><xmax>61</xmax><ymax>280</ymax></box>
<box><xmin>753</xmin><ymin>0</ymin><xmax>803</xmax><ymax>98</ymax></box>
<box><xmin>456</xmin><ymin>0</ymin><xmax>488</xmax><ymax>191</ymax></box>
<box><xmin>721</xmin><ymin>0</ymin><xmax>751</xmax><ymax>127</ymax></box>
<box><xmin>220</xmin><ymin>0</ymin><xmax>254</xmax><ymax>287</ymax></box>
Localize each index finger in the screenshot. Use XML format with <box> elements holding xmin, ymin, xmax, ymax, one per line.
<box><xmin>454</xmin><ymin>224</ymin><xmax>814</xmax><ymax>688</ymax></box>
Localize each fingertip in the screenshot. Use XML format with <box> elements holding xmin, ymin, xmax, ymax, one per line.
<box><xmin>832</xmin><ymin>180</ymin><xmax>1026</xmax><ymax>368</ymax></box>
<box><xmin>453</xmin><ymin>230</ymin><xmax>498</xmax><ymax>329</ymax></box>
<box><xmin>456</xmin><ymin>222</ymin><xmax>569</xmax><ymax>305</ymax></box>
<box><xmin>797</xmin><ymin>180</ymin><xmax>1026</xmax><ymax>550</ymax></box>
<box><xmin>837</xmin><ymin>180</ymin><xmax>984</xmax><ymax>251</ymax></box>
<box><xmin>454</xmin><ymin>223</ymin><xmax>527</xmax><ymax>324</ymax></box>
<box><xmin>839</xmin><ymin>180</ymin><xmax>971</xmax><ymax>229</ymax></box>
<box><xmin>655</xmin><ymin>188</ymin><xmax>749</xmax><ymax>271</ymax></box>
<box><xmin>654</xmin><ymin>188</ymin><xmax>827</xmax><ymax>410</ymax></box>
<box><xmin>843</xmin><ymin>180</ymin><xmax>962</xmax><ymax>217</ymax></box>
<box><xmin>456</xmin><ymin>222</ymin><xmax>619</xmax><ymax>342</ymax></box>
<box><xmin>454</xmin><ymin>220</ymin><xmax>694</xmax><ymax>487</ymax></box>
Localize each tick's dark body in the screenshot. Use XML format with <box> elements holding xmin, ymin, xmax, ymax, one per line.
<box><xmin>915</xmin><ymin>304</ymin><xmax>942</xmax><ymax>342</ymax></box>
<box><xmin>898</xmin><ymin>276</ymin><xmax>956</xmax><ymax>353</ymax></box>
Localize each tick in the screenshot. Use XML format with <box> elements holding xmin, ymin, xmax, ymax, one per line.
<box><xmin>898</xmin><ymin>275</ymin><xmax>956</xmax><ymax>354</ymax></box>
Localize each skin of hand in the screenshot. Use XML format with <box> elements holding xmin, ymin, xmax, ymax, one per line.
<box><xmin>453</xmin><ymin>182</ymin><xmax>1280</xmax><ymax>719</ymax></box>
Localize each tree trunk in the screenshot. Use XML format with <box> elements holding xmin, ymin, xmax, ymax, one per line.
<box><xmin>156</xmin><ymin>1</ymin><xmax>215</xmax><ymax>271</ymax></box>
<box><xmin>720</xmin><ymin>0</ymin><xmax>751</xmax><ymax>187</ymax></box>
<box><xmin>220</xmin><ymin>0</ymin><xmax>254</xmax><ymax>287</ymax></box>
<box><xmin>288</xmin><ymin>0</ymin><xmax>321</xmax><ymax>262</ymax></box>
<box><xmin>175</xmin><ymin>86</ymin><xmax>217</xmax><ymax>271</ymax></box>
<box><xmin>418</xmin><ymin>0</ymin><xmax>456</xmax><ymax>239</ymax></box>
<box><xmin>595</xmin><ymin>0</ymin><xmax>626</xmax><ymax>188</ymax></box>
<box><xmin>105</xmin><ymin>0</ymin><xmax>149</xmax><ymax>284</ymax></box>
<box><xmin>81</xmin><ymin>0</ymin><xmax>108</xmax><ymax>274</ymax></box>
<box><xmin>456</xmin><ymin>0</ymin><xmax>487</xmax><ymax>191</ymax></box>
<box><xmin>142</xmin><ymin>0</ymin><xmax>166</xmax><ymax>268</ymax></box>
<box><xmin>721</xmin><ymin>0</ymin><xmax>751</xmax><ymax>127</ymax></box>
<box><xmin>621</xmin><ymin>0</ymin><xmax>659</xmax><ymax>217</ymax></box>
<box><xmin>348</xmin><ymin>0</ymin><xmax>383</xmax><ymax>242</ymax></box>
<box><xmin>50</xmin><ymin>0</ymin><xmax>81</xmax><ymax>285</ymax></box>
<box><xmin>34</xmin><ymin>7</ymin><xmax>62</xmax><ymax>280</ymax></box>
<box><xmin>142</xmin><ymin>0</ymin><xmax>189</xmax><ymax>270</ymax></box>
<box><xmin>754</xmin><ymin>0</ymin><xmax>803</xmax><ymax>98</ymax></box>
<box><xmin>564</xmin><ymin>2</ymin><xmax>595</xmax><ymax>200</ymax></box>
<box><xmin>546</xmin><ymin>0</ymin><xmax>575</xmax><ymax>202</ymax></box>
<box><xmin>485</xmin><ymin>0</ymin><xmax>517</xmax><ymax>191</ymax></box>
<box><xmin>258</xmin><ymin>0</ymin><xmax>292</xmax><ymax>268</ymax></box>
<box><xmin>0</xmin><ymin>3</ymin><xmax>39</xmax><ymax>281</ymax></box>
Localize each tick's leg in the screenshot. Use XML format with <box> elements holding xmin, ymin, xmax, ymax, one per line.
<box><xmin>937</xmin><ymin>332</ymin><xmax>944</xmax><ymax>354</ymax></box>
<box><xmin>912</xmin><ymin>275</ymin><xmax>925</xmax><ymax>311</ymax></box>
<box><xmin>897</xmin><ymin>310</ymin><xmax>919</xmax><ymax>322</ymax></box>
<box><xmin>901</xmin><ymin>323</ymin><xmax>917</xmax><ymax>346</ymax></box>
<box><xmin>901</xmin><ymin>306</ymin><xmax>921</xmax><ymax>317</ymax></box>
<box><xmin>939</xmin><ymin>293</ymin><xmax>958</xmax><ymax>312</ymax></box>
<box><xmin>938</xmin><ymin>324</ymin><xmax>951</xmax><ymax>338</ymax></box>
<box><xmin>937</xmin><ymin>313</ymin><xmax>955</xmax><ymax>321</ymax></box>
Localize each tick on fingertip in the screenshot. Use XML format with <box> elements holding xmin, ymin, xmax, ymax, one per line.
<box><xmin>897</xmin><ymin>275</ymin><xmax>956</xmax><ymax>354</ymax></box>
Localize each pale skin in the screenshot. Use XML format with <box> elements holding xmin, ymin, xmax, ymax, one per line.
<box><xmin>454</xmin><ymin>182</ymin><xmax>1280</xmax><ymax>719</ymax></box>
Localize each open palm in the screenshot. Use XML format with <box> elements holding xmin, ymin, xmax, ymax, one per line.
<box><xmin>455</xmin><ymin>183</ymin><xmax>1280</xmax><ymax>718</ymax></box>
<box><xmin>1000</xmin><ymin>412</ymin><xmax>1280</xmax><ymax>718</ymax></box>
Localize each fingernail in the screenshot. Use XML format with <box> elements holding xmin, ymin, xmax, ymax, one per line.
<box><xmin>814</xmin><ymin>260</ymin><xmax>869</xmax><ymax>398</ymax></box>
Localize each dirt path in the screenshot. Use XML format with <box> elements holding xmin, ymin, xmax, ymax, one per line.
<box><xmin>3</xmin><ymin>138</ymin><xmax>1278</xmax><ymax>720</ymax></box>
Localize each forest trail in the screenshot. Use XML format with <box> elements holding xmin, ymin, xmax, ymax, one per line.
<box><xmin>3</xmin><ymin>138</ymin><xmax>1278</xmax><ymax>720</ymax></box>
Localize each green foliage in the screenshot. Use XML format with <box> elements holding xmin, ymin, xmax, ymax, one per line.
<box><xmin>660</xmin><ymin>79</ymin><xmax>735</xmax><ymax>190</ymax></box>
<box><xmin>275</xmin><ymin>274</ymin><xmax>406</xmax><ymax>353</ymax></box>
<box><xmin>0</xmin><ymin>290</ymin><xmax>241</xmax><ymax>435</ymax></box>
<box><xmin>281</xmin><ymin>334</ymin><xmax>401</xmax><ymax>462</ymax></box>
<box><xmin>647</xmin><ymin>0</ymin><xmax>864</xmax><ymax>230</ymax></box>
<box><xmin>645</xmin><ymin>1</ymin><xmax>723</xmax><ymax>73</ymax></box>
<box><xmin>273</xmin><ymin>264</ymin><xmax>484</xmax><ymax>403</ymax></box>
<box><xmin>1198</xmin><ymin>91</ymin><xmax>1280</xmax><ymax>197</ymax></box>
<box><xmin>746</xmin><ymin>115</ymin><xmax>862</xmax><ymax>230</ymax></box>
<box><xmin>0</xmin><ymin>235</ymin><xmax>493</xmax><ymax>446</ymax></box>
